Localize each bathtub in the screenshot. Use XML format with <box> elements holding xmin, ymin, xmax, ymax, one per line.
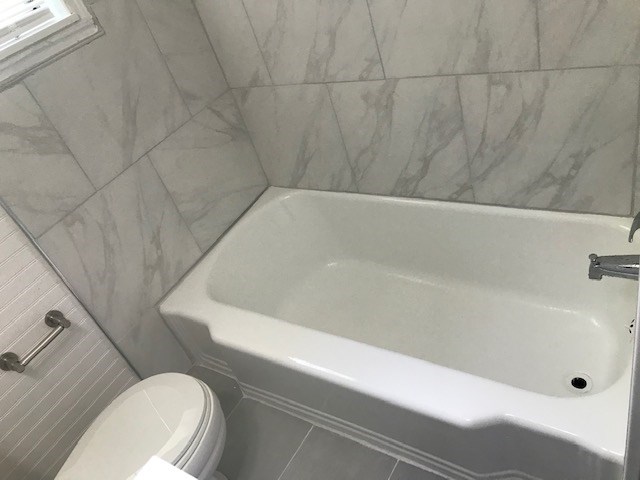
<box><xmin>160</xmin><ymin>187</ymin><xmax>637</xmax><ymax>480</ymax></box>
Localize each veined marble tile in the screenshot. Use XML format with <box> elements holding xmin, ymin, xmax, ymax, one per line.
<box><xmin>539</xmin><ymin>0</ymin><xmax>640</xmax><ymax>69</ymax></box>
<box><xmin>38</xmin><ymin>158</ymin><xmax>201</xmax><ymax>342</ymax></box>
<box><xmin>116</xmin><ymin>307</ymin><xmax>192</xmax><ymax>377</ymax></box>
<box><xmin>195</xmin><ymin>0</ymin><xmax>272</xmax><ymax>88</ymax></box>
<box><xmin>329</xmin><ymin>78</ymin><xmax>471</xmax><ymax>200</ymax></box>
<box><xmin>634</xmin><ymin>127</ymin><xmax>640</xmax><ymax>216</ymax></box>
<box><xmin>137</xmin><ymin>0</ymin><xmax>228</xmax><ymax>114</ymax></box>
<box><xmin>25</xmin><ymin>0</ymin><xmax>190</xmax><ymax>189</ymax></box>
<box><xmin>0</xmin><ymin>84</ymin><xmax>94</xmax><ymax>237</ymax></box>
<box><xmin>149</xmin><ymin>92</ymin><xmax>267</xmax><ymax>251</ymax></box>
<box><xmin>459</xmin><ymin>67</ymin><xmax>639</xmax><ymax>215</ymax></box>
<box><xmin>233</xmin><ymin>85</ymin><xmax>355</xmax><ymax>190</ymax></box>
<box><xmin>242</xmin><ymin>0</ymin><xmax>383</xmax><ymax>84</ymax></box>
<box><xmin>368</xmin><ymin>0</ymin><xmax>538</xmax><ymax>77</ymax></box>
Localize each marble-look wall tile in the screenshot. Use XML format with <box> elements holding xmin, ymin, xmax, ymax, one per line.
<box><xmin>634</xmin><ymin>127</ymin><xmax>640</xmax><ymax>216</ymax></box>
<box><xmin>149</xmin><ymin>92</ymin><xmax>267</xmax><ymax>251</ymax></box>
<box><xmin>242</xmin><ymin>0</ymin><xmax>383</xmax><ymax>84</ymax></box>
<box><xmin>459</xmin><ymin>67</ymin><xmax>639</xmax><ymax>215</ymax></box>
<box><xmin>116</xmin><ymin>307</ymin><xmax>191</xmax><ymax>377</ymax></box>
<box><xmin>38</xmin><ymin>158</ymin><xmax>201</xmax><ymax>345</ymax></box>
<box><xmin>368</xmin><ymin>0</ymin><xmax>538</xmax><ymax>78</ymax></box>
<box><xmin>329</xmin><ymin>78</ymin><xmax>471</xmax><ymax>200</ymax></box>
<box><xmin>539</xmin><ymin>0</ymin><xmax>640</xmax><ymax>69</ymax></box>
<box><xmin>24</xmin><ymin>0</ymin><xmax>190</xmax><ymax>189</ymax></box>
<box><xmin>233</xmin><ymin>85</ymin><xmax>355</xmax><ymax>190</ymax></box>
<box><xmin>195</xmin><ymin>0</ymin><xmax>272</xmax><ymax>88</ymax></box>
<box><xmin>136</xmin><ymin>0</ymin><xmax>228</xmax><ymax>115</ymax></box>
<box><xmin>0</xmin><ymin>84</ymin><xmax>94</xmax><ymax>237</ymax></box>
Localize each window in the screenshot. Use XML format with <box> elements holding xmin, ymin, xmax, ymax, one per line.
<box><xmin>0</xmin><ymin>0</ymin><xmax>77</xmax><ymax>60</ymax></box>
<box><xmin>0</xmin><ymin>0</ymin><xmax>100</xmax><ymax>88</ymax></box>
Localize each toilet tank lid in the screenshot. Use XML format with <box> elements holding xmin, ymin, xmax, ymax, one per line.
<box><xmin>56</xmin><ymin>373</ymin><xmax>208</xmax><ymax>480</ymax></box>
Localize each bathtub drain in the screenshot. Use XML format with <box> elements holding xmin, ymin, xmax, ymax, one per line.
<box><xmin>571</xmin><ymin>377</ymin><xmax>587</xmax><ymax>389</ymax></box>
<box><xmin>567</xmin><ymin>373</ymin><xmax>592</xmax><ymax>393</ymax></box>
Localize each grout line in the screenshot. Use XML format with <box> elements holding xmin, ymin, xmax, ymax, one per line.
<box><xmin>227</xmin><ymin>62</ymin><xmax>640</xmax><ymax>90</ymax></box>
<box><xmin>385</xmin><ymin>459</ymin><xmax>400</xmax><ymax>480</ymax></box>
<box><xmin>175</xmin><ymin>86</ymin><xmax>230</xmax><ymax>124</ymax></box>
<box><xmin>35</xmin><ymin>111</ymin><xmax>194</xmax><ymax>242</ymax></box>
<box><xmin>133</xmin><ymin>0</ymin><xmax>191</xmax><ymax>116</ymax></box>
<box><xmin>189</xmin><ymin>0</ymin><xmax>232</xmax><ymax>90</ymax></box>
<box><xmin>455</xmin><ymin>76</ymin><xmax>476</xmax><ymax>203</ymax></box>
<box><xmin>325</xmin><ymin>84</ymin><xmax>359</xmax><ymax>192</ymax></box>
<box><xmin>275</xmin><ymin>425</ymin><xmax>314</xmax><ymax>480</ymax></box>
<box><xmin>229</xmin><ymin>89</ymin><xmax>271</xmax><ymax>183</ymax></box>
<box><xmin>239</xmin><ymin>0</ymin><xmax>275</xmax><ymax>85</ymax></box>
<box><xmin>632</xmin><ymin>72</ymin><xmax>640</xmax><ymax>215</ymax></box>
<box><xmin>225</xmin><ymin>397</ymin><xmax>244</xmax><ymax>421</ymax></box>
<box><xmin>147</xmin><ymin>157</ymin><xmax>203</xmax><ymax>254</ymax></box>
<box><xmin>364</xmin><ymin>0</ymin><xmax>386</xmax><ymax>79</ymax></box>
<box><xmin>534</xmin><ymin>0</ymin><xmax>542</xmax><ymax>70</ymax></box>
<box><xmin>22</xmin><ymin>81</ymin><xmax>98</xmax><ymax>192</ymax></box>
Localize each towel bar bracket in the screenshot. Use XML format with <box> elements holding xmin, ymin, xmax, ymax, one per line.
<box><xmin>0</xmin><ymin>310</ymin><xmax>71</xmax><ymax>373</ymax></box>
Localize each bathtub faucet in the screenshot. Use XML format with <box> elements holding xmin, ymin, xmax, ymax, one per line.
<box><xmin>588</xmin><ymin>211</ymin><xmax>640</xmax><ymax>280</ymax></box>
<box><xmin>588</xmin><ymin>254</ymin><xmax>639</xmax><ymax>280</ymax></box>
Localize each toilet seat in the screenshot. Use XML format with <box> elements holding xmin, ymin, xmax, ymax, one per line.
<box><xmin>55</xmin><ymin>373</ymin><xmax>225</xmax><ymax>480</ymax></box>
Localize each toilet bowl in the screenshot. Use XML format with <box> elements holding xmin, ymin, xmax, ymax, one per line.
<box><xmin>55</xmin><ymin>373</ymin><xmax>226</xmax><ymax>480</ymax></box>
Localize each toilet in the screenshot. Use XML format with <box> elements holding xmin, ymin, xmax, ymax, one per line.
<box><xmin>55</xmin><ymin>373</ymin><xmax>226</xmax><ymax>480</ymax></box>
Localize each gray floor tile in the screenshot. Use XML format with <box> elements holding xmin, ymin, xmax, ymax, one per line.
<box><xmin>279</xmin><ymin>427</ymin><xmax>397</xmax><ymax>480</ymax></box>
<box><xmin>188</xmin><ymin>366</ymin><xmax>243</xmax><ymax>417</ymax></box>
<box><xmin>219</xmin><ymin>399</ymin><xmax>312</xmax><ymax>480</ymax></box>
<box><xmin>389</xmin><ymin>462</ymin><xmax>447</xmax><ymax>480</ymax></box>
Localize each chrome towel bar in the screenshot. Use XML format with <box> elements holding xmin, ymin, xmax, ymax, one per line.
<box><xmin>0</xmin><ymin>310</ymin><xmax>71</xmax><ymax>373</ymax></box>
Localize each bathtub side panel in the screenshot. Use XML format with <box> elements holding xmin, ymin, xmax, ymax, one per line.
<box><xmin>221</xmin><ymin>345</ymin><xmax>622</xmax><ymax>480</ymax></box>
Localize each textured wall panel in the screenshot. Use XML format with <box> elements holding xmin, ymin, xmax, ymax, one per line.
<box><xmin>0</xmin><ymin>205</ymin><xmax>138</xmax><ymax>480</ymax></box>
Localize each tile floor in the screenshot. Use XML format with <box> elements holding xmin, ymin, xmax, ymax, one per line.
<box><xmin>189</xmin><ymin>367</ymin><xmax>445</xmax><ymax>480</ymax></box>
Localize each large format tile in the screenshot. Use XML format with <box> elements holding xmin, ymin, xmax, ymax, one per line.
<box><xmin>195</xmin><ymin>0</ymin><xmax>272</xmax><ymax>88</ymax></box>
<box><xmin>0</xmin><ymin>84</ymin><xmax>94</xmax><ymax>237</ymax></box>
<box><xmin>389</xmin><ymin>462</ymin><xmax>446</xmax><ymax>480</ymax></box>
<box><xmin>188</xmin><ymin>365</ymin><xmax>243</xmax><ymax>416</ymax></box>
<box><xmin>116</xmin><ymin>307</ymin><xmax>191</xmax><ymax>378</ymax></box>
<box><xmin>539</xmin><ymin>0</ymin><xmax>640</xmax><ymax>69</ymax></box>
<box><xmin>242</xmin><ymin>0</ymin><xmax>383</xmax><ymax>84</ymax></box>
<box><xmin>136</xmin><ymin>0</ymin><xmax>228</xmax><ymax>115</ymax></box>
<box><xmin>459</xmin><ymin>67</ymin><xmax>639</xmax><ymax>215</ymax></box>
<box><xmin>368</xmin><ymin>0</ymin><xmax>538</xmax><ymax>78</ymax></box>
<box><xmin>38</xmin><ymin>157</ymin><xmax>201</xmax><ymax>342</ymax></box>
<box><xmin>219</xmin><ymin>399</ymin><xmax>311</xmax><ymax>480</ymax></box>
<box><xmin>149</xmin><ymin>92</ymin><xmax>267</xmax><ymax>251</ymax></box>
<box><xmin>25</xmin><ymin>0</ymin><xmax>190</xmax><ymax>189</ymax></box>
<box><xmin>279</xmin><ymin>427</ymin><xmax>396</xmax><ymax>480</ymax></box>
<box><xmin>635</xmin><ymin>127</ymin><xmax>640</xmax><ymax>215</ymax></box>
<box><xmin>329</xmin><ymin>78</ymin><xmax>471</xmax><ymax>200</ymax></box>
<box><xmin>233</xmin><ymin>85</ymin><xmax>355</xmax><ymax>190</ymax></box>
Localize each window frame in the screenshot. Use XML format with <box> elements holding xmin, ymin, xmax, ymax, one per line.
<box><xmin>0</xmin><ymin>0</ymin><xmax>102</xmax><ymax>89</ymax></box>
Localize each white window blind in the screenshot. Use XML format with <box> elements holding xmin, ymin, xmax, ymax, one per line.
<box><xmin>0</xmin><ymin>0</ymin><xmax>78</xmax><ymax>60</ymax></box>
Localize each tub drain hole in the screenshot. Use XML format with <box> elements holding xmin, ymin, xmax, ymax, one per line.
<box><xmin>571</xmin><ymin>377</ymin><xmax>588</xmax><ymax>390</ymax></box>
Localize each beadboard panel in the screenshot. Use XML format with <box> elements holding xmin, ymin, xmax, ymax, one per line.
<box><xmin>0</xmin><ymin>205</ymin><xmax>139</xmax><ymax>480</ymax></box>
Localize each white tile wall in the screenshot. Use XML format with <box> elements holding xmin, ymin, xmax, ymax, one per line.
<box><xmin>0</xmin><ymin>204</ymin><xmax>138</xmax><ymax>480</ymax></box>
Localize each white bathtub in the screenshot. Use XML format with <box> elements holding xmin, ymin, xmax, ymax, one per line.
<box><xmin>160</xmin><ymin>187</ymin><xmax>637</xmax><ymax>479</ymax></box>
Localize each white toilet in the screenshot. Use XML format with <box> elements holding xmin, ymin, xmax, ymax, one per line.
<box><xmin>55</xmin><ymin>373</ymin><xmax>226</xmax><ymax>480</ymax></box>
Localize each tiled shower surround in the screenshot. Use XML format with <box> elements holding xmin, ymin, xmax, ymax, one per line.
<box><xmin>0</xmin><ymin>0</ymin><xmax>639</xmax><ymax>378</ymax></box>
<box><xmin>201</xmin><ymin>0</ymin><xmax>640</xmax><ymax>216</ymax></box>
